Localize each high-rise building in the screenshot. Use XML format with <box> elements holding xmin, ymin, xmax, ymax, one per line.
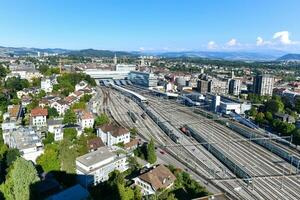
<box><xmin>228</xmin><ymin>79</ymin><xmax>241</xmax><ymax>96</ymax></box>
<box><xmin>253</xmin><ymin>74</ymin><xmax>274</xmax><ymax>96</ymax></box>
<box><xmin>197</xmin><ymin>79</ymin><xmax>209</xmax><ymax>94</ymax></box>
<box><xmin>211</xmin><ymin>95</ymin><xmax>221</xmax><ymax>112</ymax></box>
<box><xmin>209</xmin><ymin>79</ymin><xmax>228</xmax><ymax>95</ymax></box>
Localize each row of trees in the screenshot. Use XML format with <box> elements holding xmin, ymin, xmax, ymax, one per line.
<box><xmin>247</xmin><ymin>95</ymin><xmax>300</xmax><ymax>145</ymax></box>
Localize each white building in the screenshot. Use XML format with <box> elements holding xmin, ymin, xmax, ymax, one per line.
<box><xmin>10</xmin><ymin>68</ymin><xmax>42</xmax><ymax>81</ymax></box>
<box><xmin>48</xmin><ymin>119</ymin><xmax>63</xmax><ymax>141</ymax></box>
<box><xmin>133</xmin><ymin>165</ymin><xmax>176</xmax><ymax>196</ymax></box>
<box><xmin>2</xmin><ymin>127</ymin><xmax>44</xmax><ymax>163</ymax></box>
<box><xmin>228</xmin><ymin>79</ymin><xmax>241</xmax><ymax>96</ymax></box>
<box><xmin>75</xmin><ymin>81</ymin><xmax>88</xmax><ymax>91</ymax></box>
<box><xmin>116</xmin><ymin>64</ymin><xmax>136</xmax><ymax>72</ymax></box>
<box><xmin>78</xmin><ymin>111</ymin><xmax>94</xmax><ymax>129</ymax></box>
<box><xmin>50</xmin><ymin>100</ymin><xmax>69</xmax><ymax>116</ymax></box>
<box><xmin>41</xmin><ymin>78</ymin><xmax>53</xmax><ymax>93</ymax></box>
<box><xmin>97</xmin><ymin>124</ymin><xmax>130</xmax><ymax>147</ymax></box>
<box><xmin>253</xmin><ymin>74</ymin><xmax>274</xmax><ymax>96</ymax></box>
<box><xmin>31</xmin><ymin>107</ymin><xmax>48</xmax><ymax>127</ymax></box>
<box><xmin>76</xmin><ymin>147</ymin><xmax>128</xmax><ymax>186</ymax></box>
<box><xmin>17</xmin><ymin>87</ymin><xmax>40</xmax><ymax>99</ymax></box>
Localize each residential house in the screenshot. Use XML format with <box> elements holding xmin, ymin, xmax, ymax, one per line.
<box><xmin>76</xmin><ymin>147</ymin><xmax>128</xmax><ymax>186</ymax></box>
<box><xmin>97</xmin><ymin>124</ymin><xmax>130</xmax><ymax>147</ymax></box>
<box><xmin>133</xmin><ymin>165</ymin><xmax>176</xmax><ymax>196</ymax></box>
<box><xmin>17</xmin><ymin>87</ymin><xmax>40</xmax><ymax>98</ymax></box>
<box><xmin>75</xmin><ymin>81</ymin><xmax>88</xmax><ymax>91</ymax></box>
<box><xmin>31</xmin><ymin>107</ymin><xmax>48</xmax><ymax>127</ymax></box>
<box><xmin>39</xmin><ymin>96</ymin><xmax>61</xmax><ymax>108</ymax></box>
<box><xmin>41</xmin><ymin>78</ymin><xmax>53</xmax><ymax>93</ymax></box>
<box><xmin>50</xmin><ymin>100</ymin><xmax>69</xmax><ymax>116</ymax></box>
<box><xmin>87</xmin><ymin>137</ymin><xmax>105</xmax><ymax>152</ymax></box>
<box><xmin>65</xmin><ymin>95</ymin><xmax>79</xmax><ymax>106</ymax></box>
<box><xmin>21</xmin><ymin>95</ymin><xmax>32</xmax><ymax>107</ymax></box>
<box><xmin>69</xmin><ymin>91</ymin><xmax>84</xmax><ymax>100</ymax></box>
<box><xmin>78</xmin><ymin>111</ymin><xmax>94</xmax><ymax>129</ymax></box>
<box><xmin>3</xmin><ymin>104</ymin><xmax>23</xmax><ymax>121</ymax></box>
<box><xmin>124</xmin><ymin>139</ymin><xmax>139</xmax><ymax>151</ymax></box>
<box><xmin>48</xmin><ymin>119</ymin><xmax>63</xmax><ymax>141</ymax></box>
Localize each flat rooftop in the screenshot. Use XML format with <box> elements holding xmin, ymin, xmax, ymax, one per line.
<box><xmin>76</xmin><ymin>146</ymin><xmax>115</xmax><ymax>167</ymax></box>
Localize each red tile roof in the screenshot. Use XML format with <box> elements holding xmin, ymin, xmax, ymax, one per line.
<box><xmin>31</xmin><ymin>107</ymin><xmax>48</xmax><ymax>117</ymax></box>
<box><xmin>81</xmin><ymin>111</ymin><xmax>94</xmax><ymax>120</ymax></box>
<box><xmin>138</xmin><ymin>165</ymin><xmax>176</xmax><ymax>191</ymax></box>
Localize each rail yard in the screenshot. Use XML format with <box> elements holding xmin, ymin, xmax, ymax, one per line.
<box><xmin>95</xmin><ymin>83</ymin><xmax>300</xmax><ymax>199</ymax></box>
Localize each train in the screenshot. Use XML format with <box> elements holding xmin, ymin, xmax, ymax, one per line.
<box><xmin>185</xmin><ymin>125</ymin><xmax>252</xmax><ymax>184</ymax></box>
<box><xmin>179</xmin><ymin>125</ymin><xmax>191</xmax><ymax>137</ymax></box>
<box><xmin>228</xmin><ymin>123</ymin><xmax>300</xmax><ymax>170</ymax></box>
<box><xmin>141</xmin><ymin>112</ymin><xmax>146</xmax><ymax>119</ymax></box>
<box><xmin>127</xmin><ymin>110</ymin><xmax>137</xmax><ymax>123</ymax></box>
<box><xmin>141</xmin><ymin>104</ymin><xmax>180</xmax><ymax>143</ymax></box>
<box><xmin>177</xmin><ymin>95</ymin><xmax>201</xmax><ymax>107</ymax></box>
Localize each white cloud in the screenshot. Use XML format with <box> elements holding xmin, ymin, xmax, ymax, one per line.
<box><xmin>256</xmin><ymin>37</ymin><xmax>264</xmax><ymax>46</ymax></box>
<box><xmin>273</xmin><ymin>31</ymin><xmax>292</xmax><ymax>45</ymax></box>
<box><xmin>226</xmin><ymin>38</ymin><xmax>238</xmax><ymax>46</ymax></box>
<box><xmin>139</xmin><ymin>47</ymin><xmax>145</xmax><ymax>51</ymax></box>
<box><xmin>207</xmin><ymin>41</ymin><xmax>217</xmax><ymax>49</ymax></box>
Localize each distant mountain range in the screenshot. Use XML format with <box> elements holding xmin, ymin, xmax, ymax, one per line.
<box><xmin>151</xmin><ymin>50</ymin><xmax>286</xmax><ymax>61</ymax></box>
<box><xmin>0</xmin><ymin>46</ymin><xmax>69</xmax><ymax>56</ymax></box>
<box><xmin>277</xmin><ymin>54</ymin><xmax>300</xmax><ymax>61</ymax></box>
<box><xmin>1</xmin><ymin>45</ymin><xmax>300</xmax><ymax>61</ymax></box>
<box><xmin>66</xmin><ymin>49</ymin><xmax>136</xmax><ymax>57</ymax></box>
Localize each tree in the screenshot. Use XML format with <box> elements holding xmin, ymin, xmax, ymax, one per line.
<box><xmin>129</xmin><ymin>127</ymin><xmax>138</xmax><ymax>137</ymax></box>
<box><xmin>42</xmin><ymin>132</ymin><xmax>54</xmax><ymax>145</ymax></box>
<box><xmin>37</xmin><ymin>90</ymin><xmax>46</xmax><ymax>98</ymax></box>
<box><xmin>63</xmin><ymin>109</ymin><xmax>77</xmax><ymax>124</ymax></box>
<box><xmin>31</xmin><ymin>77</ymin><xmax>41</xmax><ymax>87</ymax></box>
<box><xmin>292</xmin><ymin>129</ymin><xmax>300</xmax><ymax>146</ymax></box>
<box><xmin>63</xmin><ymin>128</ymin><xmax>77</xmax><ymax>141</ymax></box>
<box><xmin>71</xmin><ymin>102</ymin><xmax>86</xmax><ymax>110</ymax></box>
<box><xmin>282</xmin><ymin>123</ymin><xmax>296</xmax><ymax>136</ymax></box>
<box><xmin>247</xmin><ymin>107</ymin><xmax>258</xmax><ymax>117</ymax></box>
<box><xmin>295</xmin><ymin>98</ymin><xmax>300</xmax><ymax>113</ymax></box>
<box><xmin>5</xmin><ymin>149</ymin><xmax>20</xmax><ymax>167</ymax></box>
<box><xmin>118</xmin><ymin>183</ymin><xmax>134</xmax><ymax>200</ymax></box>
<box><xmin>265</xmin><ymin>111</ymin><xmax>273</xmax><ymax>122</ymax></box>
<box><xmin>5</xmin><ymin>77</ymin><xmax>29</xmax><ymax>92</ymax></box>
<box><xmin>47</xmin><ymin>107</ymin><xmax>59</xmax><ymax>118</ymax></box>
<box><xmin>59</xmin><ymin>140</ymin><xmax>78</xmax><ymax>173</ymax></box>
<box><xmin>9</xmin><ymin>157</ymin><xmax>39</xmax><ymax>200</ymax></box>
<box><xmin>255</xmin><ymin>112</ymin><xmax>265</xmax><ymax>125</ymax></box>
<box><xmin>265</xmin><ymin>99</ymin><xmax>284</xmax><ymax>114</ymax></box>
<box><xmin>80</xmin><ymin>94</ymin><xmax>92</xmax><ymax>103</ymax></box>
<box><xmin>94</xmin><ymin>113</ymin><xmax>110</xmax><ymax>127</ymax></box>
<box><xmin>37</xmin><ymin>144</ymin><xmax>60</xmax><ymax>172</ymax></box>
<box><xmin>147</xmin><ymin>138</ymin><xmax>157</xmax><ymax>164</ymax></box>
<box><xmin>0</xmin><ymin>65</ymin><xmax>8</xmax><ymax>78</ymax></box>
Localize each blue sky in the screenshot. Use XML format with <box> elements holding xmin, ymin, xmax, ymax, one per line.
<box><xmin>0</xmin><ymin>0</ymin><xmax>300</xmax><ymax>52</ymax></box>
